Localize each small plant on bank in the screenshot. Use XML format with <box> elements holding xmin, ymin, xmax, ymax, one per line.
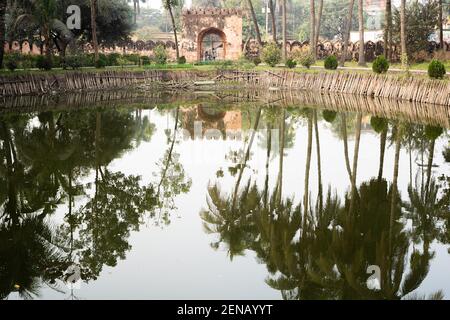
<box><xmin>177</xmin><ymin>56</ymin><xmax>187</xmax><ymax>64</ymax></box>
<box><xmin>372</xmin><ymin>55</ymin><xmax>389</xmax><ymax>74</ymax></box>
<box><xmin>324</xmin><ymin>55</ymin><xmax>338</xmax><ymax>70</ymax></box>
<box><xmin>95</xmin><ymin>55</ymin><xmax>108</xmax><ymax>68</ymax></box>
<box><xmin>285</xmin><ymin>58</ymin><xmax>297</xmax><ymax>69</ymax></box>
<box><xmin>36</xmin><ymin>55</ymin><xmax>53</xmax><ymax>70</ymax></box>
<box><xmin>141</xmin><ymin>55</ymin><xmax>151</xmax><ymax>65</ymax></box>
<box><xmin>428</xmin><ymin>59</ymin><xmax>446</xmax><ymax>79</ymax></box>
<box><xmin>63</xmin><ymin>55</ymin><xmax>83</xmax><ymax>70</ymax></box>
<box><xmin>291</xmin><ymin>49</ymin><xmax>315</xmax><ymax>69</ymax></box>
<box><xmin>261</xmin><ymin>42</ymin><xmax>281</xmax><ymax>67</ymax></box>
<box><xmin>154</xmin><ymin>44</ymin><xmax>168</xmax><ymax>65</ymax></box>
<box><xmin>6</xmin><ymin>59</ymin><xmax>18</xmax><ymax>71</ymax></box>
<box><xmin>253</xmin><ymin>56</ymin><xmax>261</xmax><ymax>66</ymax></box>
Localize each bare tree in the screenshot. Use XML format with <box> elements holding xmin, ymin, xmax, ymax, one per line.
<box><xmin>163</xmin><ymin>0</ymin><xmax>180</xmax><ymax>60</ymax></box>
<box><xmin>439</xmin><ymin>0</ymin><xmax>444</xmax><ymax>49</ymax></box>
<box><xmin>269</xmin><ymin>0</ymin><xmax>277</xmax><ymax>42</ymax></box>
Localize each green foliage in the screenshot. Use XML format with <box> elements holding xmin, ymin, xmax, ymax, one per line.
<box><xmin>285</xmin><ymin>59</ymin><xmax>297</xmax><ymax>69</ymax></box>
<box><xmin>324</xmin><ymin>55</ymin><xmax>338</xmax><ymax>70</ymax></box>
<box><xmin>95</xmin><ymin>55</ymin><xmax>108</xmax><ymax>69</ymax></box>
<box><xmin>261</xmin><ymin>42</ymin><xmax>281</xmax><ymax>67</ymax></box>
<box><xmin>372</xmin><ymin>55</ymin><xmax>390</xmax><ymax>74</ymax></box>
<box><xmin>253</xmin><ymin>56</ymin><xmax>261</xmax><ymax>66</ymax></box>
<box><xmin>141</xmin><ymin>55</ymin><xmax>151</xmax><ymax>65</ymax></box>
<box><xmin>106</xmin><ymin>53</ymin><xmax>121</xmax><ymax>66</ymax></box>
<box><xmin>428</xmin><ymin>60</ymin><xmax>446</xmax><ymax>79</ymax></box>
<box><xmin>424</xmin><ymin>125</ymin><xmax>443</xmax><ymax>140</ymax></box>
<box><xmin>36</xmin><ymin>55</ymin><xmax>53</xmax><ymax>70</ymax></box>
<box><xmin>322</xmin><ymin>110</ymin><xmax>337</xmax><ymax>123</ymax></box>
<box><xmin>153</xmin><ymin>44</ymin><xmax>168</xmax><ymax>65</ymax></box>
<box><xmin>64</xmin><ymin>55</ymin><xmax>84</xmax><ymax>70</ymax></box>
<box><xmin>370</xmin><ymin>117</ymin><xmax>388</xmax><ymax>133</ymax></box>
<box><xmin>5</xmin><ymin>52</ymin><xmax>21</xmax><ymax>71</ymax></box>
<box><xmin>292</xmin><ymin>50</ymin><xmax>315</xmax><ymax>69</ymax></box>
<box><xmin>393</xmin><ymin>1</ymin><xmax>439</xmax><ymax>62</ymax></box>
<box><xmin>123</xmin><ymin>54</ymin><xmax>140</xmax><ymax>65</ymax></box>
<box><xmin>177</xmin><ymin>56</ymin><xmax>187</xmax><ymax>65</ymax></box>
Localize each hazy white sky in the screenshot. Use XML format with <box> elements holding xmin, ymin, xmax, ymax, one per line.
<box><xmin>145</xmin><ymin>0</ymin><xmax>192</xmax><ymax>10</ymax></box>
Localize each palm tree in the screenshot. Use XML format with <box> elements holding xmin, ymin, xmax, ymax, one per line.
<box><xmin>400</xmin><ymin>0</ymin><xmax>407</xmax><ymax>69</ymax></box>
<box><xmin>247</xmin><ymin>0</ymin><xmax>263</xmax><ymax>47</ymax></box>
<box><xmin>357</xmin><ymin>0</ymin><xmax>366</xmax><ymax>66</ymax></box>
<box><xmin>163</xmin><ymin>0</ymin><xmax>180</xmax><ymax>60</ymax></box>
<box><xmin>14</xmin><ymin>0</ymin><xmax>72</xmax><ymax>64</ymax></box>
<box><xmin>340</xmin><ymin>0</ymin><xmax>355</xmax><ymax>67</ymax></box>
<box><xmin>0</xmin><ymin>0</ymin><xmax>6</xmax><ymax>68</ymax></box>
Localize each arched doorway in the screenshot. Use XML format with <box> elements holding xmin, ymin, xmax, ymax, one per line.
<box><xmin>198</xmin><ymin>28</ymin><xmax>226</xmax><ymax>61</ymax></box>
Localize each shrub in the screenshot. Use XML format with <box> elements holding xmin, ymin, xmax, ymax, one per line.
<box><xmin>36</xmin><ymin>55</ymin><xmax>53</xmax><ymax>70</ymax></box>
<box><xmin>253</xmin><ymin>56</ymin><xmax>261</xmax><ymax>66</ymax></box>
<box><xmin>95</xmin><ymin>55</ymin><xmax>108</xmax><ymax>68</ymax></box>
<box><xmin>425</xmin><ymin>125</ymin><xmax>443</xmax><ymax>140</ymax></box>
<box><xmin>106</xmin><ymin>53</ymin><xmax>121</xmax><ymax>66</ymax></box>
<box><xmin>177</xmin><ymin>56</ymin><xmax>187</xmax><ymax>64</ymax></box>
<box><xmin>141</xmin><ymin>55</ymin><xmax>151</xmax><ymax>65</ymax></box>
<box><xmin>6</xmin><ymin>59</ymin><xmax>18</xmax><ymax>71</ymax></box>
<box><xmin>292</xmin><ymin>50</ymin><xmax>315</xmax><ymax>69</ymax></box>
<box><xmin>123</xmin><ymin>53</ymin><xmax>140</xmax><ymax>65</ymax></box>
<box><xmin>63</xmin><ymin>55</ymin><xmax>83</xmax><ymax>70</ymax></box>
<box><xmin>154</xmin><ymin>44</ymin><xmax>168</xmax><ymax>65</ymax></box>
<box><xmin>322</xmin><ymin>110</ymin><xmax>337</xmax><ymax>123</ymax></box>
<box><xmin>428</xmin><ymin>59</ymin><xmax>446</xmax><ymax>79</ymax></box>
<box><xmin>261</xmin><ymin>42</ymin><xmax>281</xmax><ymax>67</ymax></box>
<box><xmin>285</xmin><ymin>58</ymin><xmax>297</xmax><ymax>69</ymax></box>
<box><xmin>324</xmin><ymin>55</ymin><xmax>338</xmax><ymax>70</ymax></box>
<box><xmin>372</xmin><ymin>55</ymin><xmax>390</xmax><ymax>74</ymax></box>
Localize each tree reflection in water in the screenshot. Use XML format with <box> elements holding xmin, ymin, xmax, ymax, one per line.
<box><xmin>201</xmin><ymin>108</ymin><xmax>449</xmax><ymax>300</ymax></box>
<box><xmin>0</xmin><ymin>107</ymin><xmax>189</xmax><ymax>299</ymax></box>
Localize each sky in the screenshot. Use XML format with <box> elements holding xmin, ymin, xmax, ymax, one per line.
<box><xmin>145</xmin><ymin>0</ymin><xmax>192</xmax><ymax>10</ymax></box>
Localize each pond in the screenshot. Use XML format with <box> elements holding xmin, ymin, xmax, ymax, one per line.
<box><xmin>0</xmin><ymin>90</ymin><xmax>449</xmax><ymax>300</ymax></box>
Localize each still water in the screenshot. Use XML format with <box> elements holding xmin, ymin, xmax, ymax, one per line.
<box><xmin>0</xmin><ymin>91</ymin><xmax>449</xmax><ymax>300</ymax></box>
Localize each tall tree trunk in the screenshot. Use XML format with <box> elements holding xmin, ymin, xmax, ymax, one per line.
<box><xmin>377</xmin><ymin>127</ymin><xmax>387</xmax><ymax>181</ymax></box>
<box><xmin>247</xmin><ymin>0</ymin><xmax>263</xmax><ymax>46</ymax></box>
<box><xmin>314</xmin><ymin>0</ymin><xmax>324</xmax><ymax>58</ymax></box>
<box><xmin>389</xmin><ymin>123</ymin><xmax>402</xmax><ymax>272</ymax></box>
<box><xmin>313</xmin><ymin>110</ymin><xmax>323</xmax><ymax>212</ymax></box>
<box><xmin>357</xmin><ymin>0</ymin><xmax>366</xmax><ymax>66</ymax></box>
<box><xmin>340</xmin><ymin>0</ymin><xmax>355</xmax><ymax>67</ymax></box>
<box><xmin>309</xmin><ymin>0</ymin><xmax>316</xmax><ymax>58</ymax></box>
<box><xmin>282</xmin><ymin>0</ymin><xmax>287</xmax><ymax>60</ymax></box>
<box><xmin>276</xmin><ymin>109</ymin><xmax>285</xmax><ymax>205</ymax></box>
<box><xmin>168</xmin><ymin>6</ymin><xmax>180</xmax><ymax>60</ymax></box>
<box><xmin>304</xmin><ymin>112</ymin><xmax>313</xmax><ymax>224</ymax></box>
<box><xmin>349</xmin><ymin>113</ymin><xmax>362</xmax><ymax>214</ymax></box>
<box><xmin>90</xmin><ymin>0</ymin><xmax>99</xmax><ymax>62</ymax></box>
<box><xmin>264</xmin><ymin>124</ymin><xmax>272</xmax><ymax>209</ymax></box>
<box><xmin>233</xmin><ymin>108</ymin><xmax>262</xmax><ymax>210</ymax></box>
<box><xmin>439</xmin><ymin>0</ymin><xmax>444</xmax><ymax>50</ymax></box>
<box><xmin>400</xmin><ymin>0</ymin><xmax>407</xmax><ymax>70</ymax></box>
<box><xmin>269</xmin><ymin>0</ymin><xmax>277</xmax><ymax>42</ymax></box>
<box><xmin>341</xmin><ymin>113</ymin><xmax>353</xmax><ymax>182</ymax></box>
<box><xmin>384</xmin><ymin>0</ymin><xmax>392</xmax><ymax>59</ymax></box>
<box><xmin>425</xmin><ymin>139</ymin><xmax>435</xmax><ymax>199</ymax></box>
<box><xmin>0</xmin><ymin>0</ymin><xmax>6</xmax><ymax>68</ymax></box>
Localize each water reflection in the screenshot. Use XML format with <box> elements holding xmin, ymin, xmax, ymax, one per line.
<box><xmin>0</xmin><ymin>93</ymin><xmax>449</xmax><ymax>299</ymax></box>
